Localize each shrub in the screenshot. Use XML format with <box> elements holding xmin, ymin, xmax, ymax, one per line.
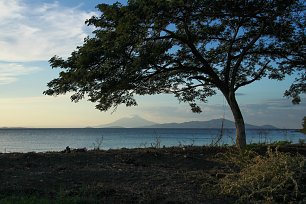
<box><xmin>271</xmin><ymin>140</ymin><xmax>292</xmax><ymax>146</ymax></box>
<box><xmin>219</xmin><ymin>147</ymin><xmax>306</xmax><ymax>203</ymax></box>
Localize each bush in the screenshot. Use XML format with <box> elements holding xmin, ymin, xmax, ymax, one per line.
<box><xmin>219</xmin><ymin>147</ymin><xmax>306</xmax><ymax>203</ymax></box>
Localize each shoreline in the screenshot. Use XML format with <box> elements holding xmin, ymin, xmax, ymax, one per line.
<box><xmin>1</xmin><ymin>128</ymin><xmax>305</xmax><ymax>154</ymax></box>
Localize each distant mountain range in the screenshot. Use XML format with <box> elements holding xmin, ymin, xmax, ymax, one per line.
<box><xmin>94</xmin><ymin>115</ymin><xmax>157</xmax><ymax>128</ymax></box>
<box><xmin>94</xmin><ymin>116</ymin><xmax>277</xmax><ymax>129</ymax></box>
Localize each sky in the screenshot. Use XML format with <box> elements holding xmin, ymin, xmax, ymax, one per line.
<box><xmin>0</xmin><ymin>0</ymin><xmax>305</xmax><ymax>129</ymax></box>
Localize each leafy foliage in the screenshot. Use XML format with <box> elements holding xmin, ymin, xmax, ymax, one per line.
<box><xmin>44</xmin><ymin>0</ymin><xmax>305</xmax><ymax>111</ymax></box>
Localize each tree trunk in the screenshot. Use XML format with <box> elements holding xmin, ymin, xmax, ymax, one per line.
<box><xmin>224</xmin><ymin>91</ymin><xmax>247</xmax><ymax>149</ymax></box>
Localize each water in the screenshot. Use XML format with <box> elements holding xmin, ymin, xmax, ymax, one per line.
<box><xmin>0</xmin><ymin>128</ymin><xmax>305</xmax><ymax>153</ymax></box>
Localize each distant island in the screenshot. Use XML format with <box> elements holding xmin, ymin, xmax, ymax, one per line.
<box><xmin>93</xmin><ymin>116</ymin><xmax>278</xmax><ymax>129</ymax></box>
<box><xmin>0</xmin><ymin>127</ymin><xmax>27</xmax><ymax>129</ymax></box>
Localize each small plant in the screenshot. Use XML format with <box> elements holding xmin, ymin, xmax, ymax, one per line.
<box><xmin>271</xmin><ymin>140</ymin><xmax>292</xmax><ymax>146</ymax></box>
<box><xmin>177</xmin><ymin>140</ymin><xmax>183</xmax><ymax>148</ymax></box>
<box><xmin>300</xmin><ymin>116</ymin><xmax>306</xmax><ymax>134</ymax></box>
<box><xmin>177</xmin><ymin>137</ymin><xmax>196</xmax><ymax>148</ymax></box>
<box><xmin>139</xmin><ymin>142</ymin><xmax>147</xmax><ymax>148</ymax></box>
<box><xmin>257</xmin><ymin>129</ymin><xmax>269</xmax><ymax>144</ymax></box>
<box><xmin>151</xmin><ymin>136</ymin><xmax>161</xmax><ymax>148</ymax></box>
<box><xmin>219</xmin><ymin>147</ymin><xmax>306</xmax><ymax>203</ymax></box>
<box><xmin>189</xmin><ymin>136</ymin><xmax>196</xmax><ymax>147</ymax></box>
<box><xmin>299</xmin><ymin>139</ymin><xmax>305</xmax><ymax>145</ymax></box>
<box><xmin>93</xmin><ymin>136</ymin><xmax>104</xmax><ymax>150</ymax></box>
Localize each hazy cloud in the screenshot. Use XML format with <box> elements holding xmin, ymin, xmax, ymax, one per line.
<box><xmin>240</xmin><ymin>99</ymin><xmax>306</xmax><ymax>128</ymax></box>
<box><xmin>0</xmin><ymin>0</ymin><xmax>96</xmax><ymax>61</ymax></box>
<box><xmin>263</xmin><ymin>98</ymin><xmax>300</xmax><ymax>108</ymax></box>
<box><xmin>0</xmin><ymin>63</ymin><xmax>40</xmax><ymax>84</ymax></box>
<box><xmin>0</xmin><ymin>0</ymin><xmax>23</xmax><ymax>21</ymax></box>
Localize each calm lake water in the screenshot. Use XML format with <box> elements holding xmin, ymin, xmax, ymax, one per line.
<box><xmin>0</xmin><ymin>128</ymin><xmax>305</xmax><ymax>153</ymax></box>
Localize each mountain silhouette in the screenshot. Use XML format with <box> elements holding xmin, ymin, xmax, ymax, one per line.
<box><xmin>94</xmin><ymin>116</ymin><xmax>277</xmax><ymax>129</ymax></box>
<box><xmin>94</xmin><ymin>115</ymin><xmax>157</xmax><ymax>128</ymax></box>
<box><xmin>141</xmin><ymin>119</ymin><xmax>277</xmax><ymax>129</ymax></box>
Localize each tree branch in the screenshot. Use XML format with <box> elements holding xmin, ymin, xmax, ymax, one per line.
<box><xmin>225</xmin><ymin>21</ymin><xmax>242</xmax><ymax>84</ymax></box>
<box><xmin>181</xmin><ymin>18</ymin><xmax>223</xmax><ymax>88</ymax></box>
<box><xmin>188</xmin><ymin>75</ymin><xmax>215</xmax><ymax>85</ymax></box>
<box><xmin>162</xmin><ymin>28</ymin><xmax>221</xmax><ymax>84</ymax></box>
<box><xmin>144</xmin><ymin>35</ymin><xmax>173</xmax><ymax>41</ymax></box>
<box><xmin>171</xmin><ymin>84</ymin><xmax>204</xmax><ymax>94</ymax></box>
<box><xmin>230</xmin><ymin>23</ymin><xmax>266</xmax><ymax>90</ymax></box>
<box><xmin>234</xmin><ymin>61</ymin><xmax>270</xmax><ymax>91</ymax></box>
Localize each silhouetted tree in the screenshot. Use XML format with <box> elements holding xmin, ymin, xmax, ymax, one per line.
<box><xmin>44</xmin><ymin>0</ymin><xmax>305</xmax><ymax>149</ymax></box>
<box><xmin>302</xmin><ymin>116</ymin><xmax>306</xmax><ymax>134</ymax></box>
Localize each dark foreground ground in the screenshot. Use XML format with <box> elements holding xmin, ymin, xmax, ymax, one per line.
<box><xmin>0</xmin><ymin>144</ymin><xmax>305</xmax><ymax>203</ymax></box>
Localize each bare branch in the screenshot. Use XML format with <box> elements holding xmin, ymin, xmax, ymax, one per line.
<box><xmin>230</xmin><ymin>23</ymin><xmax>266</xmax><ymax>90</ymax></box>
<box><xmin>188</xmin><ymin>75</ymin><xmax>215</xmax><ymax>85</ymax></box>
<box><xmin>234</xmin><ymin>61</ymin><xmax>270</xmax><ymax>91</ymax></box>
<box><xmin>181</xmin><ymin>19</ymin><xmax>223</xmax><ymax>88</ymax></box>
<box><xmin>225</xmin><ymin>21</ymin><xmax>242</xmax><ymax>84</ymax></box>
<box><xmin>171</xmin><ymin>84</ymin><xmax>204</xmax><ymax>94</ymax></box>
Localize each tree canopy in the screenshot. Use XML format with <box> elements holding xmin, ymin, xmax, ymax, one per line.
<box><xmin>45</xmin><ymin>0</ymin><xmax>305</xmax><ymax>148</ymax></box>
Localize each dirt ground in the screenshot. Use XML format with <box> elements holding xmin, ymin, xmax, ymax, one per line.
<box><xmin>0</xmin><ymin>145</ymin><xmax>305</xmax><ymax>203</ymax></box>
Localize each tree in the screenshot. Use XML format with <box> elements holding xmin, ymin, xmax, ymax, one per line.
<box><xmin>302</xmin><ymin>116</ymin><xmax>306</xmax><ymax>134</ymax></box>
<box><xmin>44</xmin><ymin>0</ymin><xmax>305</xmax><ymax>149</ymax></box>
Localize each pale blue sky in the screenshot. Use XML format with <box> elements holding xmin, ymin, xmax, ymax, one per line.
<box><xmin>0</xmin><ymin>0</ymin><xmax>304</xmax><ymax>128</ymax></box>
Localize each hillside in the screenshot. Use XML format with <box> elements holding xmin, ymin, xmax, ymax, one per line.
<box><xmin>95</xmin><ymin>116</ymin><xmax>277</xmax><ymax>129</ymax></box>
<box><xmin>94</xmin><ymin>115</ymin><xmax>157</xmax><ymax>128</ymax></box>
<box><xmin>141</xmin><ymin>119</ymin><xmax>277</xmax><ymax>129</ymax></box>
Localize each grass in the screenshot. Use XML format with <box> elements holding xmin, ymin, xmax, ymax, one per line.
<box><xmin>218</xmin><ymin>147</ymin><xmax>306</xmax><ymax>203</ymax></box>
